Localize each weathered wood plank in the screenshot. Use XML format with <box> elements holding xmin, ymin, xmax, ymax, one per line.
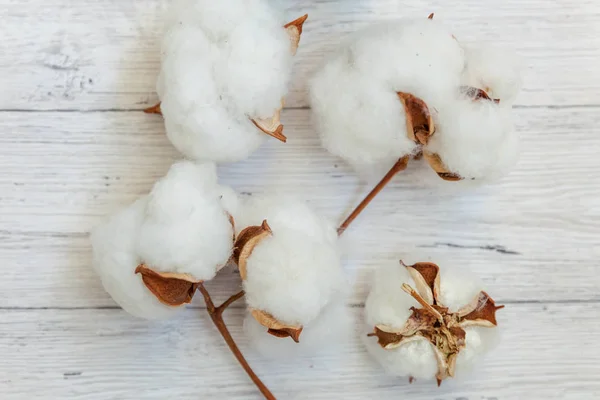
<box><xmin>0</xmin><ymin>108</ymin><xmax>598</xmax><ymax>307</ymax></box>
<box><xmin>0</xmin><ymin>304</ymin><xmax>597</xmax><ymax>399</ymax></box>
<box><xmin>0</xmin><ymin>0</ymin><xmax>598</xmax><ymax>110</ymax></box>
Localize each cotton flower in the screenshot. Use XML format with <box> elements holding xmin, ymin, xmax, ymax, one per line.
<box><xmin>231</xmin><ymin>195</ymin><xmax>348</xmax><ymax>354</ymax></box>
<box><xmin>364</xmin><ymin>260</ymin><xmax>503</xmax><ymax>385</ymax></box>
<box><xmin>155</xmin><ymin>0</ymin><xmax>308</xmax><ymax>162</ymax></box>
<box><xmin>90</xmin><ymin>161</ymin><xmax>237</xmax><ymax>319</ymax></box>
<box><xmin>310</xmin><ymin>16</ymin><xmax>521</xmax><ymax>182</ymax></box>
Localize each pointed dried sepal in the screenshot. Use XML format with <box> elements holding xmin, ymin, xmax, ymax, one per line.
<box><xmin>428</xmin><ymin>13</ymin><xmax>435</xmax><ymax>20</ymax></box>
<box><xmin>251</xmin><ymin>107</ymin><xmax>287</xmax><ymax>143</ymax></box>
<box><xmin>233</xmin><ymin>220</ymin><xmax>273</xmax><ymax>280</ymax></box>
<box><xmin>423</xmin><ymin>152</ymin><xmax>463</xmax><ymax>181</ymax></box>
<box><xmin>397</xmin><ymin>92</ymin><xmax>435</xmax><ymax>145</ymax></box>
<box><xmin>458</xmin><ymin>291</ymin><xmax>505</xmax><ymax>327</ymax></box>
<box><xmin>460</xmin><ymin>86</ymin><xmax>500</xmax><ymax>104</ymax></box>
<box><xmin>135</xmin><ymin>264</ymin><xmax>200</xmax><ymax>307</ymax></box>
<box><xmin>144</xmin><ymin>102</ymin><xmax>162</xmax><ymax>115</ymax></box>
<box><xmin>251</xmin><ymin>309</ymin><xmax>303</xmax><ymax>343</ymax></box>
<box><xmin>284</xmin><ymin>14</ymin><xmax>308</xmax><ymax>55</ymax></box>
<box><xmin>402</xmin><ymin>261</ymin><xmax>441</xmax><ymax>305</ymax></box>
<box><xmin>369</xmin><ymin>326</ymin><xmax>423</xmax><ymax>350</ymax></box>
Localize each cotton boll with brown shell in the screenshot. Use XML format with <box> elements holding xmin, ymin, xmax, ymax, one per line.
<box><xmin>90</xmin><ymin>161</ymin><xmax>236</xmax><ymax>319</ymax></box>
<box><xmin>311</xmin><ymin>17</ymin><xmax>522</xmax><ymax>184</ymax></box>
<box><xmin>364</xmin><ymin>260</ymin><xmax>503</xmax><ymax>385</ymax></box>
<box><xmin>232</xmin><ymin>195</ymin><xmax>347</xmax><ymax>350</ymax></box>
<box><xmin>157</xmin><ymin>0</ymin><xmax>307</xmax><ymax>162</ymax></box>
<box><xmin>310</xmin><ymin>18</ymin><xmax>465</xmax><ymax>172</ymax></box>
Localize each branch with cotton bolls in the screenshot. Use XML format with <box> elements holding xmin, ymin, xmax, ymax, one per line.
<box><xmin>90</xmin><ymin>160</ymin><xmax>348</xmax><ymax>399</ymax></box>
<box><xmin>90</xmin><ymin>5</ymin><xmax>518</xmax><ymax>397</ymax></box>
<box><xmin>310</xmin><ymin>14</ymin><xmax>523</xmax><ymax>235</ymax></box>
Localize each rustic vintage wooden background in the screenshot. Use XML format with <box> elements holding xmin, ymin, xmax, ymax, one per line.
<box><xmin>1</xmin><ymin>0</ymin><xmax>599</xmax><ymax>399</ymax></box>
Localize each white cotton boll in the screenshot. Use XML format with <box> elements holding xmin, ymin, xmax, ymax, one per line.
<box><xmin>462</xmin><ymin>45</ymin><xmax>523</xmax><ymax>104</ymax></box>
<box><xmin>91</xmin><ymin>198</ymin><xmax>176</xmax><ymax>320</ymax></box>
<box><xmin>428</xmin><ymin>97</ymin><xmax>519</xmax><ymax>181</ymax></box>
<box><xmin>158</xmin><ymin>0</ymin><xmax>295</xmax><ymax>162</ymax></box>
<box><xmin>310</xmin><ymin>19</ymin><xmax>465</xmax><ymax>171</ymax></box>
<box><xmin>136</xmin><ymin>161</ymin><xmax>234</xmax><ymax>281</ymax></box>
<box><xmin>90</xmin><ymin>161</ymin><xmax>236</xmax><ymax>319</ymax></box>
<box><xmin>364</xmin><ymin>260</ymin><xmax>500</xmax><ymax>382</ymax></box>
<box><xmin>236</xmin><ymin>195</ymin><xmax>345</xmax><ymax>327</ymax></box>
<box><xmin>244</xmin><ymin>300</ymin><xmax>352</xmax><ymax>359</ymax></box>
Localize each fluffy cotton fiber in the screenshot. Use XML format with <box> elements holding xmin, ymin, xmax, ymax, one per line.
<box><xmin>310</xmin><ymin>18</ymin><xmax>521</xmax><ymax>182</ymax></box>
<box><xmin>157</xmin><ymin>0</ymin><xmax>295</xmax><ymax>162</ymax></box>
<box><xmin>235</xmin><ymin>195</ymin><xmax>349</xmax><ymax>356</ymax></box>
<box><xmin>427</xmin><ymin>95</ymin><xmax>519</xmax><ymax>181</ymax></box>
<box><xmin>462</xmin><ymin>45</ymin><xmax>523</xmax><ymax>105</ymax></box>
<box><xmin>364</xmin><ymin>260</ymin><xmax>500</xmax><ymax>381</ymax></box>
<box><xmin>90</xmin><ymin>161</ymin><xmax>237</xmax><ymax>319</ymax></box>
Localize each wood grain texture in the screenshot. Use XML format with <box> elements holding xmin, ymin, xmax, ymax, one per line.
<box><xmin>1</xmin><ymin>305</ymin><xmax>598</xmax><ymax>399</ymax></box>
<box><xmin>1</xmin><ymin>1</ymin><xmax>599</xmax><ymax>399</ymax></box>
<box><xmin>0</xmin><ymin>108</ymin><xmax>599</xmax><ymax>308</ymax></box>
<box><xmin>0</xmin><ymin>0</ymin><xmax>599</xmax><ymax>110</ymax></box>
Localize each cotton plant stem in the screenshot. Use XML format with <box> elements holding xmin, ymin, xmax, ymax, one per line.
<box><xmin>337</xmin><ymin>156</ymin><xmax>410</xmax><ymax>236</ymax></box>
<box><xmin>197</xmin><ymin>284</ymin><xmax>276</xmax><ymax>400</ymax></box>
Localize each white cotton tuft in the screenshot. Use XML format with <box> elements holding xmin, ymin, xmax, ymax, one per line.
<box><xmin>428</xmin><ymin>97</ymin><xmax>520</xmax><ymax>181</ymax></box>
<box><xmin>235</xmin><ymin>195</ymin><xmax>347</xmax><ymax>353</ymax></box>
<box><xmin>90</xmin><ymin>161</ymin><xmax>236</xmax><ymax>319</ymax></box>
<box><xmin>158</xmin><ymin>0</ymin><xmax>294</xmax><ymax>162</ymax></box>
<box><xmin>462</xmin><ymin>45</ymin><xmax>523</xmax><ymax>105</ymax></box>
<box><xmin>244</xmin><ymin>300</ymin><xmax>352</xmax><ymax>359</ymax></box>
<box><xmin>310</xmin><ymin>19</ymin><xmax>465</xmax><ymax>171</ymax></box>
<box><xmin>364</xmin><ymin>260</ymin><xmax>500</xmax><ymax>381</ymax></box>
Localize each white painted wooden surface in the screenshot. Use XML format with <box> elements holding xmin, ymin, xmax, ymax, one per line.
<box><xmin>1</xmin><ymin>1</ymin><xmax>599</xmax><ymax>399</ymax></box>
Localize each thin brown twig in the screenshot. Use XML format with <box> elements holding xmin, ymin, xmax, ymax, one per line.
<box><xmin>337</xmin><ymin>156</ymin><xmax>410</xmax><ymax>236</ymax></box>
<box><xmin>197</xmin><ymin>284</ymin><xmax>276</xmax><ymax>400</ymax></box>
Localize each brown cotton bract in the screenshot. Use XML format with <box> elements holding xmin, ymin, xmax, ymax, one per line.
<box><xmin>135</xmin><ymin>264</ymin><xmax>201</xmax><ymax>307</ymax></box>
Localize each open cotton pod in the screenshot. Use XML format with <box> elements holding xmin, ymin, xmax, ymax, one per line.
<box><xmin>232</xmin><ymin>195</ymin><xmax>347</xmax><ymax>355</ymax></box>
<box><xmin>310</xmin><ymin>18</ymin><xmax>464</xmax><ymax>173</ymax></box>
<box><xmin>90</xmin><ymin>161</ymin><xmax>237</xmax><ymax>319</ymax></box>
<box><xmin>151</xmin><ymin>0</ymin><xmax>308</xmax><ymax>162</ymax></box>
<box><xmin>310</xmin><ymin>15</ymin><xmax>521</xmax><ymax>182</ymax></box>
<box><xmin>364</xmin><ymin>260</ymin><xmax>503</xmax><ymax>386</ymax></box>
